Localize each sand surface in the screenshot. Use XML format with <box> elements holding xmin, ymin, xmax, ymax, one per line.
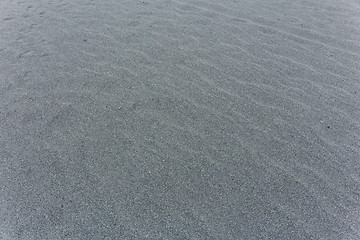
<box><xmin>1</xmin><ymin>0</ymin><xmax>360</xmax><ymax>239</ymax></box>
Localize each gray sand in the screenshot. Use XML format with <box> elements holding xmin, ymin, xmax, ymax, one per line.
<box><xmin>1</xmin><ymin>0</ymin><xmax>360</xmax><ymax>239</ymax></box>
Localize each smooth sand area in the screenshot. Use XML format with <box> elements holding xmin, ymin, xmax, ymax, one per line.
<box><xmin>1</xmin><ymin>0</ymin><xmax>359</xmax><ymax>239</ymax></box>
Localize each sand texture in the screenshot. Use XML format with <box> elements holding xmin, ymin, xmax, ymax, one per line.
<box><xmin>1</xmin><ymin>0</ymin><xmax>360</xmax><ymax>239</ymax></box>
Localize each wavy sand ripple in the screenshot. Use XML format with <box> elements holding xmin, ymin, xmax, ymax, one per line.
<box><xmin>1</xmin><ymin>0</ymin><xmax>359</xmax><ymax>239</ymax></box>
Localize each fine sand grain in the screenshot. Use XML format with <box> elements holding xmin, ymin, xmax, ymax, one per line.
<box><xmin>1</xmin><ymin>0</ymin><xmax>360</xmax><ymax>239</ymax></box>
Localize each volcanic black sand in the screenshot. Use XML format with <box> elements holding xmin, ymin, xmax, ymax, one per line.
<box><xmin>1</xmin><ymin>0</ymin><xmax>360</xmax><ymax>239</ymax></box>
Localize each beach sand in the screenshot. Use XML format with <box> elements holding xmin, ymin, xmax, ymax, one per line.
<box><xmin>1</xmin><ymin>0</ymin><xmax>359</xmax><ymax>239</ymax></box>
